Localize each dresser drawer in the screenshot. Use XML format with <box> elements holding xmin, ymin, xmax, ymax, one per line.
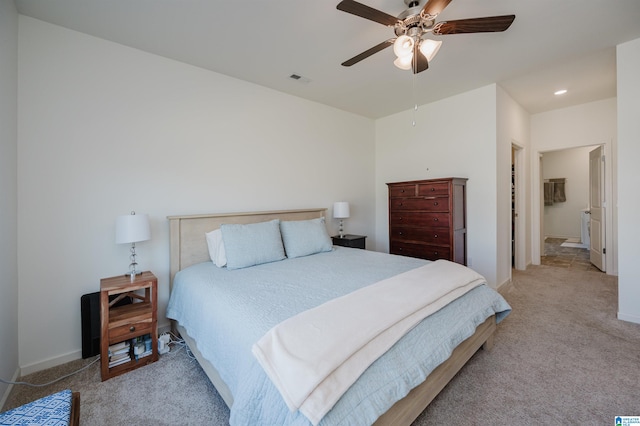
<box><xmin>389</xmin><ymin>184</ymin><xmax>417</xmax><ymax>198</ymax></box>
<box><xmin>389</xmin><ymin>197</ymin><xmax>449</xmax><ymax>212</ymax></box>
<box><xmin>389</xmin><ymin>211</ymin><xmax>450</xmax><ymax>227</ymax></box>
<box><xmin>390</xmin><ymin>226</ymin><xmax>450</xmax><ymax>245</ymax></box>
<box><xmin>417</xmin><ymin>182</ymin><xmax>450</xmax><ymax>197</ymax></box>
<box><xmin>390</xmin><ymin>241</ymin><xmax>451</xmax><ymax>261</ymax></box>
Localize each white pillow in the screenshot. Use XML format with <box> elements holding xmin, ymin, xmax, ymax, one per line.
<box><xmin>205</xmin><ymin>229</ymin><xmax>227</xmax><ymax>267</ymax></box>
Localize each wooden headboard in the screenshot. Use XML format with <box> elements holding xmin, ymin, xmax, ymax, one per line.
<box><xmin>167</xmin><ymin>208</ymin><xmax>327</xmax><ymax>290</ymax></box>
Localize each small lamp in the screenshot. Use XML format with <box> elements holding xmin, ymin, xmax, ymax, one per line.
<box><xmin>115</xmin><ymin>211</ymin><xmax>150</xmax><ymax>277</ymax></box>
<box><xmin>333</xmin><ymin>202</ymin><xmax>350</xmax><ymax>238</ymax></box>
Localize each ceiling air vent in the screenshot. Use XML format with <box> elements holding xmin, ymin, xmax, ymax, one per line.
<box><xmin>288</xmin><ymin>73</ymin><xmax>311</xmax><ymax>84</ymax></box>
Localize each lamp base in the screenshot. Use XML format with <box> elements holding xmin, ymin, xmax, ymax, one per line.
<box><xmin>124</xmin><ymin>271</ymin><xmax>143</xmax><ymax>277</ymax></box>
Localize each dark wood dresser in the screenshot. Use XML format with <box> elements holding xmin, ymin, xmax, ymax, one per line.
<box><xmin>387</xmin><ymin>177</ymin><xmax>467</xmax><ymax>265</ymax></box>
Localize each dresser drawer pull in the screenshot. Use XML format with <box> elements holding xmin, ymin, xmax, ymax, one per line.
<box><xmin>433</xmin><ymin>201</ymin><xmax>439</xmax><ymax>206</ymax></box>
<box><xmin>430</xmin><ymin>188</ymin><xmax>435</xmax><ymax>191</ymax></box>
<box><xmin>433</xmin><ymin>251</ymin><xmax>439</xmax><ymax>255</ymax></box>
<box><xmin>129</xmin><ymin>326</ymin><xmax>135</xmax><ymax>332</ymax></box>
<box><xmin>399</xmin><ymin>202</ymin><xmax>403</xmax><ymax>206</ymax></box>
<box><xmin>434</xmin><ymin>234</ymin><xmax>438</xmax><ymax>238</ymax></box>
<box><xmin>401</xmin><ymin>189</ymin><xmax>405</xmax><ymax>193</ymax></box>
<box><xmin>398</xmin><ymin>231</ymin><xmax>403</xmax><ymax>235</ymax></box>
<box><xmin>433</xmin><ymin>218</ymin><xmax>438</xmax><ymax>221</ymax></box>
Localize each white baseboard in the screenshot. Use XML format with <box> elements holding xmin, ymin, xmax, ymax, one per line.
<box><xmin>20</xmin><ymin>349</ymin><xmax>83</xmax><ymax>377</ymax></box>
<box><xmin>0</xmin><ymin>367</ymin><xmax>20</xmax><ymax>411</ymax></box>
<box><xmin>618</xmin><ymin>312</ymin><xmax>640</xmax><ymax>325</ymax></box>
<box><xmin>496</xmin><ymin>277</ymin><xmax>511</xmax><ymax>294</ymax></box>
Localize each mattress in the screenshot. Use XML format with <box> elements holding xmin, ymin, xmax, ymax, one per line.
<box><xmin>166</xmin><ymin>246</ymin><xmax>511</xmax><ymax>425</ymax></box>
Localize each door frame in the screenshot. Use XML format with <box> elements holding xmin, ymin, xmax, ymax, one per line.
<box><xmin>512</xmin><ymin>143</ymin><xmax>526</xmax><ymax>270</ymax></box>
<box><xmin>531</xmin><ymin>142</ymin><xmax>616</xmax><ymax>275</ymax></box>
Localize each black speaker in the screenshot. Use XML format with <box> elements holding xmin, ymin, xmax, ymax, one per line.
<box><xmin>81</xmin><ymin>291</ymin><xmax>132</xmax><ymax>358</ymax></box>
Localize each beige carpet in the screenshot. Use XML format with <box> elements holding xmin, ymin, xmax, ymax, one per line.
<box><xmin>3</xmin><ymin>265</ymin><xmax>639</xmax><ymax>425</ymax></box>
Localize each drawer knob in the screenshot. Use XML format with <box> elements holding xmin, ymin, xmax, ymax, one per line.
<box><xmin>399</xmin><ymin>202</ymin><xmax>403</xmax><ymax>206</ymax></box>
<box><xmin>434</xmin><ymin>251</ymin><xmax>439</xmax><ymax>255</ymax></box>
<box><xmin>433</xmin><ymin>201</ymin><xmax>439</xmax><ymax>206</ymax></box>
<box><xmin>433</xmin><ymin>218</ymin><xmax>438</xmax><ymax>221</ymax></box>
<box><xmin>434</xmin><ymin>234</ymin><xmax>438</xmax><ymax>238</ymax></box>
<box><xmin>430</xmin><ymin>188</ymin><xmax>435</xmax><ymax>191</ymax></box>
<box><xmin>129</xmin><ymin>326</ymin><xmax>135</xmax><ymax>332</ymax></box>
<box><xmin>398</xmin><ymin>231</ymin><xmax>403</xmax><ymax>235</ymax></box>
<box><xmin>401</xmin><ymin>189</ymin><xmax>405</xmax><ymax>193</ymax></box>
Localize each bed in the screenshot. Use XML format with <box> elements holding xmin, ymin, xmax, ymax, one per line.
<box><xmin>166</xmin><ymin>208</ymin><xmax>510</xmax><ymax>425</ymax></box>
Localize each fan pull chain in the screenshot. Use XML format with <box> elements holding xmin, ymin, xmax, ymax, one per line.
<box><xmin>412</xmin><ymin>72</ymin><xmax>418</xmax><ymax>127</ymax></box>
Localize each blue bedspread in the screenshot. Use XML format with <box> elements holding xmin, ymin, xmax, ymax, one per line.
<box><xmin>166</xmin><ymin>247</ymin><xmax>510</xmax><ymax>425</ymax></box>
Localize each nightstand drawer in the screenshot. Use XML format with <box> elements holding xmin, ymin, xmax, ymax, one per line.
<box><xmin>332</xmin><ymin>234</ymin><xmax>366</xmax><ymax>249</ymax></box>
<box><xmin>109</xmin><ymin>320</ymin><xmax>153</xmax><ymax>343</ymax></box>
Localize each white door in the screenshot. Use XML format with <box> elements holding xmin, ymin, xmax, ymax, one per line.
<box><xmin>589</xmin><ymin>146</ymin><xmax>605</xmax><ymax>271</ymax></box>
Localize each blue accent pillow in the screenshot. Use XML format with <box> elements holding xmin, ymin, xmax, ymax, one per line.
<box><xmin>280</xmin><ymin>217</ymin><xmax>332</xmax><ymax>259</ymax></box>
<box><xmin>221</xmin><ymin>219</ymin><xmax>286</xmax><ymax>270</ymax></box>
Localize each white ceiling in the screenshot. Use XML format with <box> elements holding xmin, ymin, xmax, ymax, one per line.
<box><xmin>14</xmin><ymin>0</ymin><xmax>640</xmax><ymax>118</ymax></box>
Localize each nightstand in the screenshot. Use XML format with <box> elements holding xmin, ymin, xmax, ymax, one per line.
<box><xmin>100</xmin><ymin>271</ymin><xmax>158</xmax><ymax>381</ymax></box>
<box><xmin>332</xmin><ymin>234</ymin><xmax>367</xmax><ymax>249</ymax></box>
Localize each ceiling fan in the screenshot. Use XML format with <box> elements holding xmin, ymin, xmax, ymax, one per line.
<box><xmin>337</xmin><ymin>0</ymin><xmax>515</xmax><ymax>74</ymax></box>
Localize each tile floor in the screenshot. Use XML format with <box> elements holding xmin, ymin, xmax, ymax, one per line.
<box><xmin>540</xmin><ymin>237</ymin><xmax>602</xmax><ymax>272</ymax></box>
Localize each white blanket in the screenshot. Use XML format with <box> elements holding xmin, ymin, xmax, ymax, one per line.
<box><xmin>252</xmin><ymin>259</ymin><xmax>487</xmax><ymax>425</ymax></box>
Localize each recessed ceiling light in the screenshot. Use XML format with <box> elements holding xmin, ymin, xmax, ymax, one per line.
<box><xmin>554</xmin><ymin>89</ymin><xmax>568</xmax><ymax>96</ymax></box>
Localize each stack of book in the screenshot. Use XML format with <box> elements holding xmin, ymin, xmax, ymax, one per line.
<box><xmin>108</xmin><ymin>341</ymin><xmax>131</xmax><ymax>368</ymax></box>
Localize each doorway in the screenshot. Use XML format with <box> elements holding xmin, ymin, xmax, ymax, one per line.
<box><xmin>537</xmin><ymin>145</ymin><xmax>606</xmax><ymax>272</ymax></box>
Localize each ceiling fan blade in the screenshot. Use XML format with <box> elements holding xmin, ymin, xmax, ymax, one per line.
<box><xmin>412</xmin><ymin>41</ymin><xmax>429</xmax><ymax>74</ymax></box>
<box><xmin>420</xmin><ymin>0</ymin><xmax>453</xmax><ymax>18</ymax></box>
<box><xmin>342</xmin><ymin>39</ymin><xmax>395</xmax><ymax>67</ymax></box>
<box><xmin>336</xmin><ymin>0</ymin><xmax>399</xmax><ymax>27</ymax></box>
<box><xmin>433</xmin><ymin>15</ymin><xmax>515</xmax><ymax>35</ymax></box>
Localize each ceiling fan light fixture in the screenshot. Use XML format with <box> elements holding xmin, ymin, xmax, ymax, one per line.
<box><xmin>393</xmin><ymin>35</ymin><xmax>414</xmax><ymax>58</ymax></box>
<box><xmin>419</xmin><ymin>39</ymin><xmax>442</xmax><ymax>62</ymax></box>
<box><xmin>394</xmin><ymin>56</ymin><xmax>413</xmax><ymax>70</ymax></box>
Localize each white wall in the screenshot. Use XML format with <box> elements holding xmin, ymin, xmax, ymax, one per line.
<box><xmin>375</xmin><ymin>85</ymin><xmax>499</xmax><ymax>287</ymax></box>
<box><xmin>497</xmin><ymin>86</ymin><xmax>531</xmax><ymax>283</ymax></box>
<box><xmin>17</xmin><ymin>17</ymin><xmax>376</xmax><ymax>372</ymax></box>
<box><xmin>617</xmin><ymin>37</ymin><xmax>640</xmax><ymax>324</ymax></box>
<box><xmin>542</xmin><ymin>146</ymin><xmax>594</xmax><ymax>239</ymax></box>
<box><xmin>530</xmin><ymin>98</ymin><xmax>617</xmax><ymax>274</ymax></box>
<box><xmin>0</xmin><ymin>0</ymin><xmax>19</xmax><ymax>406</ymax></box>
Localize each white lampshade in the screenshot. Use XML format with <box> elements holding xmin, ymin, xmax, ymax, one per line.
<box><xmin>393</xmin><ymin>35</ymin><xmax>414</xmax><ymax>58</ymax></box>
<box><xmin>333</xmin><ymin>202</ymin><xmax>350</xmax><ymax>219</ymax></box>
<box><xmin>115</xmin><ymin>212</ymin><xmax>151</xmax><ymax>244</ymax></box>
<box><xmin>394</xmin><ymin>56</ymin><xmax>412</xmax><ymax>70</ymax></box>
<box><xmin>419</xmin><ymin>39</ymin><xmax>442</xmax><ymax>62</ymax></box>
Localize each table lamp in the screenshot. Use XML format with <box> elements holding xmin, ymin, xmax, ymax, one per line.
<box><xmin>115</xmin><ymin>211</ymin><xmax>150</xmax><ymax>277</ymax></box>
<box><xmin>333</xmin><ymin>202</ymin><xmax>350</xmax><ymax>238</ymax></box>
